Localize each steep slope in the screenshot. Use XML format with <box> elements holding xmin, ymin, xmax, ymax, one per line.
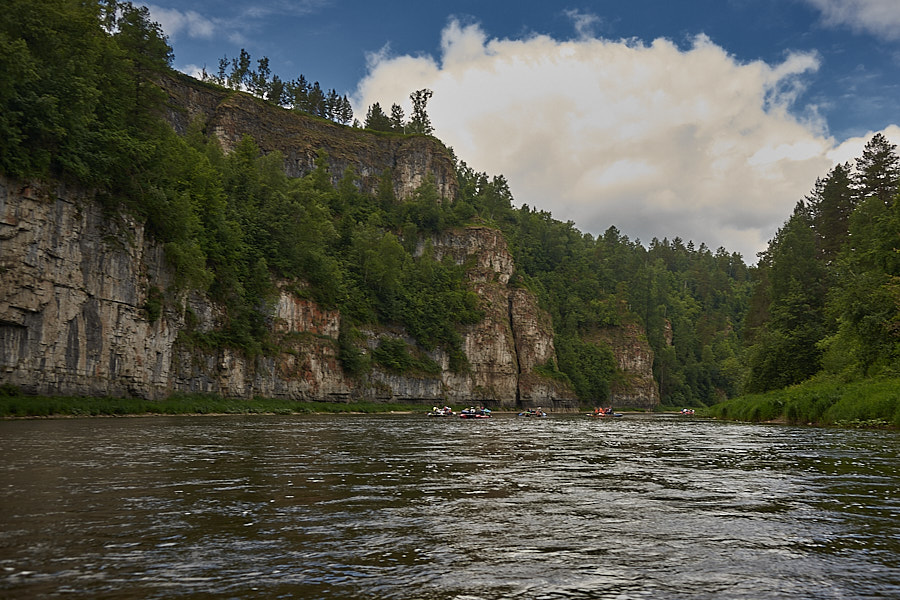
<box><xmin>0</xmin><ymin>74</ymin><xmax>660</xmax><ymax>411</ymax></box>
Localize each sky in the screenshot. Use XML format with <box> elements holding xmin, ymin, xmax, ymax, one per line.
<box><xmin>145</xmin><ymin>0</ymin><xmax>900</xmax><ymax>262</ymax></box>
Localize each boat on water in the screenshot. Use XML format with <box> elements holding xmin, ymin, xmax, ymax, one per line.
<box><xmin>680</xmin><ymin>408</ymin><xmax>695</xmax><ymax>416</ymax></box>
<box><xmin>427</xmin><ymin>406</ymin><xmax>455</xmax><ymax>417</ymax></box>
<box><xmin>459</xmin><ymin>407</ymin><xmax>492</xmax><ymax>419</ymax></box>
<box><xmin>587</xmin><ymin>408</ymin><xmax>623</xmax><ymax>418</ymax></box>
<box><xmin>518</xmin><ymin>409</ymin><xmax>547</xmax><ymax>417</ymax></box>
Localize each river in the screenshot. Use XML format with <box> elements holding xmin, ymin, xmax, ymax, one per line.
<box><xmin>0</xmin><ymin>413</ymin><xmax>897</xmax><ymax>599</ymax></box>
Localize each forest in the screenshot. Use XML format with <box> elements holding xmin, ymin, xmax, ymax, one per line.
<box><xmin>1</xmin><ymin>0</ymin><xmax>898</xmax><ymax>423</ymax></box>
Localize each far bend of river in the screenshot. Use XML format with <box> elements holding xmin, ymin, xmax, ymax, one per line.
<box><xmin>1</xmin><ymin>414</ymin><xmax>898</xmax><ymax>599</ymax></box>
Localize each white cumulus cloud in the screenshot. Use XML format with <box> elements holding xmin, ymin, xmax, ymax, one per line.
<box><xmin>354</xmin><ymin>20</ymin><xmax>841</xmax><ymax>260</ymax></box>
<box><xmin>804</xmin><ymin>0</ymin><xmax>900</xmax><ymax>41</ymax></box>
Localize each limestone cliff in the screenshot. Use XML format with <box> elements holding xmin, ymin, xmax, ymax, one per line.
<box><xmin>0</xmin><ymin>176</ymin><xmax>577</xmax><ymax>409</ymax></box>
<box><xmin>591</xmin><ymin>323</ymin><xmax>660</xmax><ymax>409</ymax></box>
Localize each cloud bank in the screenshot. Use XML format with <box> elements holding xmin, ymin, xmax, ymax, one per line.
<box><xmin>355</xmin><ymin>20</ymin><xmax>849</xmax><ymax>260</ymax></box>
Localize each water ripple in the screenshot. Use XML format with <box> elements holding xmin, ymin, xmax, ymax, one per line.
<box><xmin>0</xmin><ymin>414</ymin><xmax>897</xmax><ymax>599</ymax></box>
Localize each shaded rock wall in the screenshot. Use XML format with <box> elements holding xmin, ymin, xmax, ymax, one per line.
<box><xmin>0</xmin><ymin>176</ymin><xmax>578</xmax><ymax>409</ymax></box>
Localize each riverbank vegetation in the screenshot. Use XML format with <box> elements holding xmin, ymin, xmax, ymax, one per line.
<box><xmin>2</xmin><ymin>1</ymin><xmax>898</xmax><ymax>421</ymax></box>
<box><xmin>707</xmin><ymin>376</ymin><xmax>900</xmax><ymax>428</ymax></box>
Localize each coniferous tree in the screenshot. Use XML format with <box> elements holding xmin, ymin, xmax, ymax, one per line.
<box><xmin>855</xmin><ymin>133</ymin><xmax>900</xmax><ymax>206</ymax></box>
<box><xmin>267</xmin><ymin>75</ymin><xmax>286</xmax><ymax>106</ymax></box>
<box><xmin>809</xmin><ymin>162</ymin><xmax>854</xmax><ymax>264</ymax></box>
<box><xmin>408</xmin><ymin>89</ymin><xmax>434</xmax><ymax>135</ymax></box>
<box><xmin>823</xmin><ymin>136</ymin><xmax>900</xmax><ymax>375</ymax></box>
<box><xmin>228</xmin><ymin>48</ymin><xmax>251</xmax><ymax>90</ymax></box>
<box><xmin>249</xmin><ymin>56</ymin><xmax>271</xmax><ymax>98</ymax></box>
<box><xmin>287</xmin><ymin>75</ymin><xmax>309</xmax><ymax>112</ymax></box>
<box><xmin>336</xmin><ymin>95</ymin><xmax>354</xmax><ymax>125</ymax></box>
<box><xmin>324</xmin><ymin>89</ymin><xmax>340</xmax><ymax>121</ymax></box>
<box><xmin>745</xmin><ymin>202</ymin><xmax>828</xmax><ymax>392</ymax></box>
<box><xmin>308</xmin><ymin>82</ymin><xmax>326</xmax><ymax>117</ymax></box>
<box><xmin>389</xmin><ymin>103</ymin><xmax>405</xmax><ymax>132</ymax></box>
<box><xmin>365</xmin><ymin>102</ymin><xmax>392</xmax><ymax>131</ymax></box>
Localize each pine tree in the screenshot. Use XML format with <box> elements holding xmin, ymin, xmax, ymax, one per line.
<box><xmin>337</xmin><ymin>95</ymin><xmax>354</xmax><ymax>125</ymax></box>
<box><xmin>855</xmin><ymin>133</ymin><xmax>900</xmax><ymax>206</ymax></box>
<box><xmin>365</xmin><ymin>102</ymin><xmax>392</xmax><ymax>131</ymax></box>
<box><xmin>389</xmin><ymin>103</ymin><xmax>405</xmax><ymax>132</ymax></box>
<box><xmin>308</xmin><ymin>82</ymin><xmax>325</xmax><ymax>117</ymax></box>
<box><xmin>745</xmin><ymin>202</ymin><xmax>829</xmax><ymax>391</ymax></box>
<box><xmin>808</xmin><ymin>162</ymin><xmax>854</xmax><ymax>263</ymax></box>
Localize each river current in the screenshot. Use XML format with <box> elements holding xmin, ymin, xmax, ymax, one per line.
<box><xmin>0</xmin><ymin>413</ymin><xmax>897</xmax><ymax>599</ymax></box>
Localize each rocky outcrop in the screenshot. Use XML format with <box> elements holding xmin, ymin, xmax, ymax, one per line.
<box><xmin>160</xmin><ymin>74</ymin><xmax>457</xmax><ymax>202</ymax></box>
<box><xmin>591</xmin><ymin>323</ymin><xmax>660</xmax><ymax>409</ymax></box>
<box><xmin>0</xmin><ymin>176</ymin><xmax>578</xmax><ymax>409</ymax></box>
<box><xmin>0</xmin><ymin>178</ymin><xmax>177</xmax><ymax>399</ymax></box>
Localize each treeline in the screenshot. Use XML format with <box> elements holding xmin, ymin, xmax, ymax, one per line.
<box><xmin>200</xmin><ymin>49</ymin><xmax>354</xmax><ymax>125</ymax></box>
<box><xmin>199</xmin><ymin>48</ymin><xmax>435</xmax><ymax>135</ymax></box>
<box><xmin>744</xmin><ymin>133</ymin><xmax>900</xmax><ymax>390</ymax></box>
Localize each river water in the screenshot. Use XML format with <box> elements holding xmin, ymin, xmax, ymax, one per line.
<box><xmin>0</xmin><ymin>413</ymin><xmax>897</xmax><ymax>599</ymax></box>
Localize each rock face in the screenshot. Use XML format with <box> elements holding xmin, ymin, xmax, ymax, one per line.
<box><xmin>0</xmin><ymin>176</ymin><xmax>578</xmax><ymax>409</ymax></box>
<box><xmin>592</xmin><ymin>323</ymin><xmax>660</xmax><ymax>409</ymax></box>
<box><xmin>161</xmin><ymin>74</ymin><xmax>458</xmax><ymax>202</ymax></box>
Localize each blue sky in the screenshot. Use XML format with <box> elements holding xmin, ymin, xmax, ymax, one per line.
<box><xmin>146</xmin><ymin>0</ymin><xmax>900</xmax><ymax>260</ymax></box>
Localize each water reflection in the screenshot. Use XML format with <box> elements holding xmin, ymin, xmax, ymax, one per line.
<box><xmin>0</xmin><ymin>414</ymin><xmax>897</xmax><ymax>599</ymax></box>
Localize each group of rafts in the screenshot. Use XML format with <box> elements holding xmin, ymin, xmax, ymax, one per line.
<box><xmin>427</xmin><ymin>406</ymin><xmax>493</xmax><ymax>419</ymax></box>
<box><xmin>426</xmin><ymin>406</ymin><xmax>624</xmax><ymax>418</ymax></box>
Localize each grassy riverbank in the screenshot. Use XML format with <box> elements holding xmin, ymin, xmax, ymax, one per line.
<box><xmin>0</xmin><ymin>387</ymin><xmax>427</xmax><ymax>418</ymax></box>
<box><xmin>707</xmin><ymin>377</ymin><xmax>900</xmax><ymax>428</ymax></box>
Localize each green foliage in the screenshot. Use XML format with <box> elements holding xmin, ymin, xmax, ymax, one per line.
<box><xmin>555</xmin><ymin>335</ymin><xmax>617</xmax><ymax>402</ymax></box>
<box><xmin>455</xmin><ymin>157</ymin><xmax>752</xmax><ymax>405</ymax></box>
<box><xmin>0</xmin><ymin>0</ymin><xmax>172</xmax><ymax>186</ymax></box>
<box><xmin>709</xmin><ymin>377</ymin><xmax>900</xmax><ymax>427</ymax></box>
<box><xmin>9</xmin><ymin>0</ymin><xmax>895</xmax><ymax>417</ymax></box>
<box><xmin>338</xmin><ymin>325</ymin><xmax>369</xmax><ymax>378</ymax></box>
<box><xmin>144</xmin><ymin>285</ymin><xmax>164</xmax><ymax>323</ymax></box>
<box><xmin>202</xmin><ymin>48</ymin><xmax>354</xmax><ymax>124</ymax></box>
<box><xmin>372</xmin><ymin>337</ymin><xmax>441</xmax><ymax>376</ymax></box>
<box><xmin>365</xmin><ymin>102</ymin><xmax>393</xmax><ymax>132</ymax></box>
<box><xmin>407</xmin><ymin>89</ymin><xmax>434</xmax><ymax>135</ymax></box>
<box><xmin>745</xmin><ymin>133</ymin><xmax>900</xmax><ymax>392</ymax></box>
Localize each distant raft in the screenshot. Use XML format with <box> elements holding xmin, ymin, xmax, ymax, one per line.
<box><xmin>459</xmin><ymin>407</ymin><xmax>492</xmax><ymax>419</ymax></box>
<box><xmin>427</xmin><ymin>406</ymin><xmax>455</xmax><ymax>417</ymax></box>
<box><xmin>518</xmin><ymin>409</ymin><xmax>547</xmax><ymax>417</ymax></box>
<box><xmin>587</xmin><ymin>408</ymin><xmax>623</xmax><ymax>418</ymax></box>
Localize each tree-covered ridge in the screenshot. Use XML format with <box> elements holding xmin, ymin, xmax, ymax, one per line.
<box><xmin>0</xmin><ymin>0</ymin><xmax>754</xmax><ymax>405</ymax></box>
<box><xmin>199</xmin><ymin>48</ymin><xmax>355</xmax><ymax>125</ymax></box>
<box><xmin>198</xmin><ymin>47</ymin><xmax>435</xmax><ymax>136</ymax></box>
<box><xmin>0</xmin><ymin>0</ymin><xmax>477</xmax><ymax>371</ymax></box>
<box><xmin>745</xmin><ymin>133</ymin><xmax>900</xmax><ymax>391</ymax></box>
<box><xmin>0</xmin><ymin>0</ymin><xmax>172</xmax><ymax>188</ymax></box>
